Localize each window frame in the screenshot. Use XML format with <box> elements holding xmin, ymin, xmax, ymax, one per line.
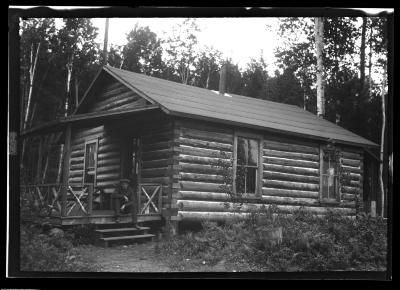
<box><xmin>319</xmin><ymin>145</ymin><xmax>341</xmax><ymax>203</ymax></box>
<box><xmin>82</xmin><ymin>138</ymin><xmax>99</xmax><ymax>186</ymax></box>
<box><xmin>233</xmin><ymin>131</ymin><xmax>263</xmax><ymax>197</ymax></box>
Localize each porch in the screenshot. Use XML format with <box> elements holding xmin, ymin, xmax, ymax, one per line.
<box><xmin>20</xmin><ymin>183</ymin><xmax>163</xmax><ymax>226</ymax></box>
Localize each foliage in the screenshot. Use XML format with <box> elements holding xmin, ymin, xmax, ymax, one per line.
<box><xmin>156</xmin><ymin>208</ymin><xmax>387</xmax><ymax>271</ymax></box>
<box><xmin>64</xmin><ymin>224</ymin><xmax>98</xmax><ymax>246</ymax></box>
<box><xmin>20</xmin><ymin>223</ymin><xmax>97</xmax><ymax>272</ymax></box>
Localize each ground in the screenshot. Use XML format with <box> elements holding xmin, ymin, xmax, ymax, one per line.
<box><xmin>75</xmin><ymin>241</ymin><xmax>233</xmax><ymax>272</ymax></box>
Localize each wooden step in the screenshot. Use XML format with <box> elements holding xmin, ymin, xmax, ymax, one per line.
<box><xmin>95</xmin><ymin>227</ymin><xmax>150</xmax><ymax>233</ymax></box>
<box><xmin>100</xmin><ymin>234</ymin><xmax>155</xmax><ymax>247</ymax></box>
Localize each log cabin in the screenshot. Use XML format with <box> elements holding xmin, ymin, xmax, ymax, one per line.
<box><xmin>21</xmin><ymin>65</ymin><xmax>380</xmax><ymax>236</ymax></box>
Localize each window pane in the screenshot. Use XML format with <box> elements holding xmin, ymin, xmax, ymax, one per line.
<box><xmin>322</xmin><ymin>175</ymin><xmax>329</xmax><ymax>199</ymax></box>
<box><xmin>246</xmin><ymin>167</ymin><xmax>257</xmax><ymax>193</ymax></box>
<box><xmin>235</xmin><ymin>166</ymin><xmax>246</xmax><ymax>194</ymax></box>
<box><xmin>248</xmin><ymin>139</ymin><xmax>259</xmax><ymax>166</ymax></box>
<box><xmin>86</xmin><ymin>143</ymin><xmax>96</xmax><ymax>168</ymax></box>
<box><xmin>237</xmin><ymin>137</ymin><xmax>248</xmax><ymax>166</ymax></box>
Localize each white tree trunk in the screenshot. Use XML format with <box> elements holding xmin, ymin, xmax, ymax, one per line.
<box><xmin>315</xmin><ymin>17</ymin><xmax>325</xmax><ymax>117</ymax></box>
<box><xmin>379</xmin><ymin>62</ymin><xmax>387</xmax><ymax>217</ymax></box>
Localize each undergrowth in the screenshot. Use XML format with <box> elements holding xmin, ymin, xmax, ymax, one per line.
<box><xmin>155</xmin><ymin>207</ymin><xmax>387</xmax><ymax>272</ymax></box>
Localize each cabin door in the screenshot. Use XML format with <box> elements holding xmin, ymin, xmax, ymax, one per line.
<box><xmin>121</xmin><ymin>136</ymin><xmax>141</xmax><ymax>187</ymax></box>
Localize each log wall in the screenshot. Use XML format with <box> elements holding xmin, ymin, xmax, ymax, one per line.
<box><xmin>87</xmin><ymin>78</ymin><xmax>150</xmax><ymax>113</ymax></box>
<box><xmin>174</xmin><ymin>119</ymin><xmax>364</xmax><ymax>222</ymax></box>
<box><xmin>68</xmin><ymin>125</ymin><xmax>122</xmax><ymax>194</ymax></box>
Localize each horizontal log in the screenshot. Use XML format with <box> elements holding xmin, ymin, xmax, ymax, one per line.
<box><xmin>98</xmin><ymin>83</ymin><xmax>127</xmax><ymax>100</ymax></box>
<box><xmin>70</xmin><ymin>149</ymin><xmax>84</xmax><ymax>158</ymax></box>
<box><xmin>178</xmin><ymin>191</ymin><xmax>320</xmax><ymax>207</ymax></box>
<box><xmin>180</xmin><ymin>162</ymin><xmax>224</xmax><ymax>175</ymax></box>
<box><xmin>178</xmin><ymin>191</ymin><xmax>231</xmax><ymax>201</ymax></box>
<box><xmin>141</xmin><ymin>149</ymin><xmax>171</xmax><ymax>161</ymax></box>
<box><xmin>68</xmin><ymin>176</ymin><xmax>84</xmax><ymax>183</ymax></box>
<box><xmin>180</xmin><ymin>127</ymin><xmax>233</xmax><ymax>145</ymax></box>
<box><xmin>96</xmin><ymin>172</ymin><xmax>121</xmax><ymax>181</ymax></box>
<box><xmin>91</xmin><ymin>90</ymin><xmax>137</xmax><ymax>110</ymax></box>
<box><xmin>180</xmin><ymin>172</ymin><xmax>224</xmax><ymax>183</ymax></box>
<box><xmin>73</xmin><ymin>126</ymin><xmax>104</xmax><ymax>139</ymax></box>
<box><xmin>179</xmin><ymin>137</ymin><xmax>233</xmax><ymax>151</ymax></box>
<box><xmin>96</xmin><ymin>165</ymin><xmax>120</xmax><ymax>175</ymax></box>
<box><xmin>96</xmin><ymin>180</ymin><xmax>119</xmax><ymax>188</ymax></box>
<box><xmin>341</xmin><ymin>158</ymin><xmax>360</xmax><ymax>168</ymax></box>
<box><xmin>71</xmin><ymin>134</ymin><xmax>103</xmax><ymax>146</ymax></box>
<box><xmin>69</xmin><ymin>170</ymin><xmax>83</xmax><ymax>178</ymax></box>
<box><xmin>341</xmin><ymin>193</ymin><xmax>356</xmax><ymax>201</ymax></box>
<box><xmin>180</xmin><ymin>181</ymin><xmax>224</xmax><ymax>192</ymax></box>
<box><xmin>98</xmin><ymin>136</ymin><xmax>119</xmax><ymax>146</ymax></box>
<box><xmin>141</xmin><ymin>141</ymin><xmax>171</xmax><ymax>152</ymax></box>
<box><xmin>263</xmin><ymin>180</ymin><xmax>319</xmax><ymax>191</ymax></box>
<box><xmin>70</xmin><ymin>157</ymin><xmax>84</xmax><ymax>165</ymax></box>
<box><xmin>140</xmin><ymin>177</ymin><xmax>170</xmax><ymax>184</ymax></box>
<box><xmin>263</xmin><ymin>149</ymin><xmax>319</xmax><ymax>161</ymax></box>
<box><xmin>342</xmin><ymin>179</ymin><xmax>360</xmax><ymax>187</ymax></box>
<box><xmin>141</xmin><ymin>159</ymin><xmax>172</xmax><ymax>169</ymax></box>
<box><xmin>342</xmin><ymin>165</ymin><xmax>362</xmax><ymax>174</ymax></box>
<box><xmin>178</xmin><ymin>145</ymin><xmax>232</xmax><ymax>159</ymax></box>
<box><xmin>141</xmin><ymin>167</ymin><xmax>169</xmax><ymax>177</ymax></box>
<box><xmin>97</xmin><ymin>158</ymin><xmax>120</xmax><ymax>167</ymax></box>
<box><xmin>97</xmin><ymin>151</ymin><xmax>120</xmax><ymax>160</ymax></box>
<box><xmin>177</xmin><ymin>200</ymin><xmax>356</xmax><ymax>216</ymax></box>
<box><xmin>179</xmin><ymin>211</ymin><xmax>251</xmax><ymax>222</ymax></box>
<box><xmin>341</xmin><ymin>151</ymin><xmax>362</xmax><ymax>160</ymax></box>
<box><xmin>262</xmin><ymin>188</ymin><xmax>319</xmax><ymax>199</ymax></box>
<box><xmin>176</xmin><ymin>119</ymin><xmax>233</xmax><ymax>135</ymax></box>
<box><xmin>70</xmin><ymin>163</ymin><xmax>84</xmax><ymax>171</ymax></box>
<box><xmin>341</xmin><ymin>186</ymin><xmax>359</xmax><ymax>194</ymax></box>
<box><xmin>99</xmin><ymin>96</ymin><xmax>146</xmax><ymax>112</ymax></box>
<box><xmin>264</xmin><ymin>140</ymin><xmax>319</xmax><ymax>155</ymax></box>
<box><xmin>263</xmin><ymin>171</ymin><xmax>320</xmax><ymax>184</ymax></box>
<box><xmin>142</xmin><ymin>131</ymin><xmax>173</xmax><ymax>144</ymax></box>
<box><xmin>178</xmin><ymin>200</ymin><xmax>264</xmax><ymax>212</ymax></box>
<box><xmin>98</xmin><ymin>144</ymin><xmax>120</xmax><ymax>154</ymax></box>
<box><xmin>264</xmin><ymin>157</ymin><xmax>320</xmax><ymax>169</ymax></box>
<box><xmin>70</xmin><ymin>144</ymin><xmax>84</xmax><ymax>152</ymax></box>
<box><xmin>263</xmin><ymin>163</ymin><xmax>319</xmax><ymax>176</ymax></box>
<box><xmin>179</xmin><ymin>154</ymin><xmax>230</xmax><ymax>166</ymax></box>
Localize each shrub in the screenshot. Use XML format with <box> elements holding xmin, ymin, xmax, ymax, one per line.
<box><xmin>20</xmin><ymin>224</ymin><xmax>97</xmax><ymax>272</ymax></box>
<box><xmin>64</xmin><ymin>224</ymin><xmax>98</xmax><ymax>246</ymax></box>
<box><xmin>156</xmin><ymin>208</ymin><xmax>387</xmax><ymax>271</ymax></box>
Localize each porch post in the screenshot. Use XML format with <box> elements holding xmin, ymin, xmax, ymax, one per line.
<box><xmin>61</xmin><ymin>124</ymin><xmax>72</xmax><ymax>217</ymax></box>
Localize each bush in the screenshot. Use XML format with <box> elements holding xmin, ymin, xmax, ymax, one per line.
<box><xmin>20</xmin><ymin>224</ymin><xmax>97</xmax><ymax>272</ymax></box>
<box><xmin>156</xmin><ymin>207</ymin><xmax>387</xmax><ymax>271</ymax></box>
<box><xmin>64</xmin><ymin>224</ymin><xmax>98</xmax><ymax>246</ymax></box>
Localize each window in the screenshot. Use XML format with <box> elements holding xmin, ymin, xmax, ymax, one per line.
<box><xmin>320</xmin><ymin>147</ymin><xmax>339</xmax><ymax>201</ymax></box>
<box><xmin>83</xmin><ymin>140</ymin><xmax>98</xmax><ymax>185</ymax></box>
<box><xmin>234</xmin><ymin>134</ymin><xmax>262</xmax><ymax>195</ymax></box>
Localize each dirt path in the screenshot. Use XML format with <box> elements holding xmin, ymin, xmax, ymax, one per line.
<box><xmin>76</xmin><ymin>242</ymin><xmax>172</xmax><ymax>272</ymax></box>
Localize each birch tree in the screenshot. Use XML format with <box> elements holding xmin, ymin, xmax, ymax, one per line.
<box><xmin>315</xmin><ymin>17</ymin><xmax>325</xmax><ymax>118</ymax></box>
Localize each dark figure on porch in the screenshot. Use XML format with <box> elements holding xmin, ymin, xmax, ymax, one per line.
<box><xmin>111</xmin><ymin>179</ymin><xmax>138</xmax><ymax>227</ymax></box>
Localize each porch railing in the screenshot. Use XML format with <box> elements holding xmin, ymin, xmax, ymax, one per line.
<box><xmin>20</xmin><ymin>183</ymin><xmax>99</xmax><ymax>217</ymax></box>
<box><xmin>20</xmin><ymin>182</ymin><xmax>163</xmax><ymax>218</ymax></box>
<box><xmin>138</xmin><ymin>183</ymin><xmax>163</xmax><ymax>215</ymax></box>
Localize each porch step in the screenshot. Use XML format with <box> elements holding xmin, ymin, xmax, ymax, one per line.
<box><xmin>99</xmin><ymin>234</ymin><xmax>155</xmax><ymax>247</ymax></box>
<box><xmin>95</xmin><ymin>226</ymin><xmax>150</xmax><ymax>234</ymax></box>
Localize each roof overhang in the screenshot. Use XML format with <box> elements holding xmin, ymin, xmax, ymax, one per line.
<box><xmin>168</xmin><ymin>110</ymin><xmax>380</xmax><ymax>149</ymax></box>
<box><xmin>21</xmin><ymin>105</ymin><xmax>160</xmax><ymax>137</ymax></box>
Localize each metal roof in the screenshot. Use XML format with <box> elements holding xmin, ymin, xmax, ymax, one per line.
<box><xmin>103</xmin><ymin>66</ymin><xmax>377</xmax><ymax>147</ymax></box>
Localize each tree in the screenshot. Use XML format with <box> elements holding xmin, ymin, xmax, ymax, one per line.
<box><xmin>192</xmin><ymin>46</ymin><xmax>223</xmax><ymax>90</ymax></box>
<box><xmin>315</xmin><ymin>17</ymin><xmax>325</xmax><ymax>117</ymax></box>
<box><xmin>241</xmin><ymin>55</ymin><xmax>269</xmax><ymax>99</ymax></box>
<box><xmin>163</xmin><ymin>18</ymin><xmax>200</xmax><ymax>84</ymax></box>
<box><xmin>121</xmin><ymin>24</ymin><xmax>164</xmax><ymax>77</ymax></box>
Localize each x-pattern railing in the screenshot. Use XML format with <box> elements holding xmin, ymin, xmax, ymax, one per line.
<box><xmin>21</xmin><ymin>184</ymin><xmax>62</xmax><ymax>217</ymax></box>
<box><xmin>139</xmin><ymin>183</ymin><xmax>162</xmax><ymax>215</ymax></box>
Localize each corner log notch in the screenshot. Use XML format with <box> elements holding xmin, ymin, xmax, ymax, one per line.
<box><xmin>61</xmin><ymin>124</ymin><xmax>72</xmax><ymax>217</ymax></box>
